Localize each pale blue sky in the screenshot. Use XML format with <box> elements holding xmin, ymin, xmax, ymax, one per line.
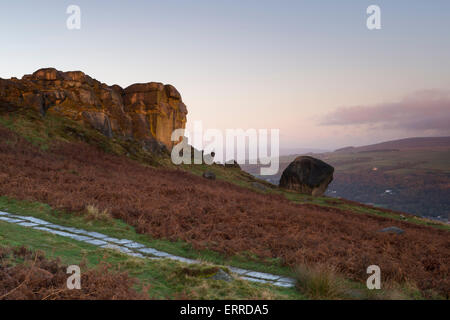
<box><xmin>1</xmin><ymin>1</ymin><xmax>449</xmax><ymax>149</ymax></box>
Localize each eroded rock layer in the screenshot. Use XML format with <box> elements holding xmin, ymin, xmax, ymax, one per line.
<box><xmin>0</xmin><ymin>68</ymin><xmax>188</xmax><ymax>151</ymax></box>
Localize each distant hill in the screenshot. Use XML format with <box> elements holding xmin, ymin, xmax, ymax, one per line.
<box><xmin>280</xmin><ymin>147</ymin><xmax>330</xmax><ymax>156</ymax></box>
<box><xmin>334</xmin><ymin>137</ymin><xmax>450</xmax><ymax>153</ymax></box>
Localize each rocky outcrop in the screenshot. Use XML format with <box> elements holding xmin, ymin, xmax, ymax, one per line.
<box><xmin>279</xmin><ymin>156</ymin><xmax>334</xmax><ymax>196</ymax></box>
<box><xmin>379</xmin><ymin>226</ymin><xmax>405</xmax><ymax>235</ymax></box>
<box><xmin>202</xmin><ymin>171</ymin><xmax>216</xmax><ymax>180</ymax></box>
<box><xmin>224</xmin><ymin>160</ymin><xmax>241</xmax><ymax>169</ymax></box>
<box><xmin>0</xmin><ymin>68</ymin><xmax>188</xmax><ymax>152</ymax></box>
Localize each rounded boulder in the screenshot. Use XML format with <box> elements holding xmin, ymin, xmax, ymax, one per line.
<box><xmin>279</xmin><ymin>156</ymin><xmax>334</xmax><ymax>196</ymax></box>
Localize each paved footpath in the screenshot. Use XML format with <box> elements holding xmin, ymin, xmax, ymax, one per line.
<box><xmin>0</xmin><ymin>211</ymin><xmax>296</xmax><ymax>288</ymax></box>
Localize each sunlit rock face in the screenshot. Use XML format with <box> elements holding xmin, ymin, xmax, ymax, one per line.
<box><xmin>0</xmin><ymin>68</ymin><xmax>188</xmax><ymax>151</ymax></box>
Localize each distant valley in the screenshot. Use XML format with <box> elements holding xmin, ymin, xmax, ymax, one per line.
<box><xmin>242</xmin><ymin>137</ymin><xmax>450</xmax><ymax>221</ymax></box>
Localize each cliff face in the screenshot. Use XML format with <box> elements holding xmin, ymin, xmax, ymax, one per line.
<box><xmin>0</xmin><ymin>68</ymin><xmax>187</xmax><ymax>151</ymax></box>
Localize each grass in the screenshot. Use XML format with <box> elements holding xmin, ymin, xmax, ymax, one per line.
<box><xmin>0</xmin><ymin>108</ymin><xmax>163</xmax><ymax>167</ymax></box>
<box><xmin>0</xmin><ymin>108</ymin><xmax>446</xmax><ymax>299</ymax></box>
<box><xmin>295</xmin><ymin>265</ymin><xmax>345</xmax><ymax>300</ymax></box>
<box><xmin>293</xmin><ymin>264</ymin><xmax>427</xmax><ymax>300</ymax></box>
<box><xmin>180</xmin><ymin>159</ymin><xmax>449</xmax><ymax>232</ymax></box>
<box><xmin>338</xmin><ymin>204</ymin><xmax>450</xmax><ymax>231</ymax></box>
<box><xmin>279</xmin><ymin>190</ymin><xmax>450</xmax><ymax>231</ymax></box>
<box><xmin>180</xmin><ymin>162</ymin><xmax>272</xmax><ymax>192</ymax></box>
<box><xmin>3</xmin><ymin>108</ymin><xmax>447</xmax><ymax>232</ymax></box>
<box><xmin>84</xmin><ymin>204</ymin><xmax>113</xmax><ymax>223</ymax></box>
<box><xmin>0</xmin><ymin>196</ymin><xmax>434</xmax><ymax>300</ymax></box>
<box><xmin>0</xmin><ymin>196</ymin><xmax>294</xmax><ymax>279</ymax></box>
<box><xmin>0</xmin><ymin>219</ymin><xmax>301</xmax><ymax>300</ymax></box>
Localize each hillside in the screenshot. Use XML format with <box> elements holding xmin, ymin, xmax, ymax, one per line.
<box><xmin>243</xmin><ymin>137</ymin><xmax>450</xmax><ymax>221</ymax></box>
<box><xmin>1</xmin><ymin>70</ymin><xmax>449</xmax><ymax>299</ymax></box>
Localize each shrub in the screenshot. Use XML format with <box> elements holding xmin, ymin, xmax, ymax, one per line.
<box><xmin>295</xmin><ymin>265</ymin><xmax>344</xmax><ymax>300</ymax></box>
<box><xmin>84</xmin><ymin>204</ymin><xmax>112</xmax><ymax>223</ymax></box>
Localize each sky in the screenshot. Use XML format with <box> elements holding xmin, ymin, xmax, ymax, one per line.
<box><xmin>1</xmin><ymin>0</ymin><xmax>449</xmax><ymax>150</ymax></box>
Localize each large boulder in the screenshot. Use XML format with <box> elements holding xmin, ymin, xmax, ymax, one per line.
<box><xmin>279</xmin><ymin>156</ymin><xmax>334</xmax><ymax>196</ymax></box>
<box><xmin>0</xmin><ymin>68</ymin><xmax>188</xmax><ymax>150</ymax></box>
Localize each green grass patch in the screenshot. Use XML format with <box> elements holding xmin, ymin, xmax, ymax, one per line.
<box><xmin>273</xmin><ymin>189</ymin><xmax>450</xmax><ymax>231</ymax></box>
<box><xmin>0</xmin><ymin>109</ymin><xmax>162</xmax><ymax>166</ymax></box>
<box><xmin>0</xmin><ymin>196</ymin><xmax>295</xmax><ymax>279</ymax></box>
<box><xmin>0</xmin><ymin>219</ymin><xmax>301</xmax><ymax>300</ymax></box>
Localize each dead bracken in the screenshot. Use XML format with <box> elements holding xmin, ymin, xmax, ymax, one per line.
<box><xmin>0</xmin><ymin>246</ymin><xmax>149</xmax><ymax>300</ymax></box>
<box><xmin>0</xmin><ymin>126</ymin><xmax>449</xmax><ymax>297</ymax></box>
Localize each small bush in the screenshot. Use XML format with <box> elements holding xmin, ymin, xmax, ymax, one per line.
<box><xmin>295</xmin><ymin>265</ymin><xmax>344</xmax><ymax>300</ymax></box>
<box><xmin>84</xmin><ymin>205</ymin><xmax>112</xmax><ymax>223</ymax></box>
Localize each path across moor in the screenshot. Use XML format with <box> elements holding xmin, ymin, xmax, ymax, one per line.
<box><xmin>0</xmin><ymin>211</ymin><xmax>296</xmax><ymax>288</ymax></box>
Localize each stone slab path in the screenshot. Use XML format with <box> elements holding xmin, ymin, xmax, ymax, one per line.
<box><xmin>0</xmin><ymin>211</ymin><xmax>296</xmax><ymax>288</ymax></box>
